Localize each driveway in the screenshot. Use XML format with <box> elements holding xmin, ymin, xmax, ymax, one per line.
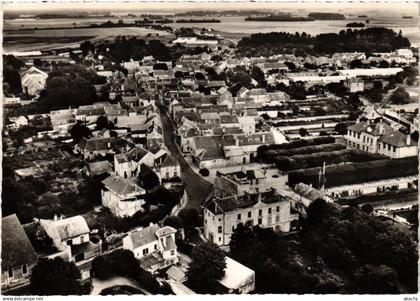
<box><xmin>157</xmin><ymin>105</ymin><xmax>213</xmax><ymax>209</ymax></box>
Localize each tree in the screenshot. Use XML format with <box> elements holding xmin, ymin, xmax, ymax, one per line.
<box><xmin>30</xmin><ymin>258</ymin><xmax>84</xmax><ymax>295</ymax></box>
<box><xmin>3</xmin><ymin>66</ymin><xmax>22</xmax><ymax>95</ymax></box>
<box><xmin>379</xmin><ymin>60</ymin><xmax>390</xmax><ymax>68</ymax></box>
<box><xmin>334</xmin><ymin>123</ymin><xmax>348</xmax><ymax>135</ymax></box>
<box><xmin>137</xmin><ymin>165</ymin><xmax>160</xmax><ymax>190</ymax></box>
<box><xmin>390</xmin><ymin>87</ymin><xmax>410</xmax><ymax>105</ymax></box>
<box><xmin>251</xmin><ymin>66</ymin><xmax>265</xmax><ymax>86</ymax></box>
<box><xmin>80</xmin><ymin>40</ymin><xmax>94</xmax><ymax>56</ymax></box>
<box><xmin>299</xmin><ymin>128</ymin><xmax>309</xmax><ymax>137</ymax></box>
<box><xmin>186</xmin><ymin>242</ymin><xmax>226</xmax><ymax>293</ymax></box>
<box><xmin>70</xmin><ymin>121</ymin><xmax>91</xmax><ymax>143</ymax></box>
<box><xmin>163</xmin><ymin>215</ymin><xmax>183</xmax><ymax>230</ymax></box>
<box><xmin>153</xmin><ymin>63</ymin><xmax>168</xmax><ymax>70</ymax></box>
<box><xmin>96</xmin><ymin>115</ymin><xmax>112</xmax><ymax>130</ymax></box>
<box><xmin>361</xmin><ymin>203</ymin><xmax>374</xmax><ymax>214</ymax></box>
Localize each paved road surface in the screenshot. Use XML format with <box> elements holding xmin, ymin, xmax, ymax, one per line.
<box><xmin>158</xmin><ymin>105</ymin><xmax>213</xmax><ymax>209</ymax></box>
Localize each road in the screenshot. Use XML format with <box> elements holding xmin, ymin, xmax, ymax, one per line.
<box><xmin>157</xmin><ymin>104</ymin><xmax>213</xmax><ymax>209</ymax></box>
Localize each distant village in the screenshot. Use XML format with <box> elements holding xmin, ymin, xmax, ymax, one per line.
<box><xmin>2</xmin><ymin>23</ymin><xmax>419</xmax><ymax>295</ymax></box>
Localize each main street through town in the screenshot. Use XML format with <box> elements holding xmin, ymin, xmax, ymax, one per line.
<box><xmin>157</xmin><ymin>104</ymin><xmax>213</xmax><ymax>209</ymax></box>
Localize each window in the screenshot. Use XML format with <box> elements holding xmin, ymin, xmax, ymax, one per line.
<box><xmin>67</xmin><ymin>239</ymin><xmax>72</xmax><ymax>246</ymax></box>
<box><xmin>275</xmin><ymin>216</ymin><xmax>280</xmax><ymax>222</ymax></box>
<box><xmin>259</xmin><ymin>209</ymin><xmax>262</xmax><ymax>216</ymax></box>
<box><xmin>276</xmin><ymin>206</ymin><xmax>280</xmax><ymax>212</ymax></box>
<box><xmin>248</xmin><ymin>211</ymin><xmax>252</xmax><ymax>218</ymax></box>
<box><xmin>218</xmin><ymin>218</ymin><xmax>221</xmax><ymax>222</ymax></box>
<box><xmin>255</xmin><ymin>179</ymin><xmax>259</xmax><ymax>185</ymax></box>
<box><xmin>154</xmin><ymin>244</ymin><xmax>158</xmax><ymax>250</ymax></box>
<box><xmin>258</xmin><ymin>218</ymin><xmax>262</xmax><ymax>225</ymax></box>
<box><xmin>174</xmin><ymin>171</ymin><xmax>177</xmax><ymax>177</ymax></box>
<box><xmin>143</xmin><ymin>248</ymin><xmax>149</xmax><ymax>255</ymax></box>
<box><xmin>218</xmin><ymin>226</ymin><xmax>222</xmax><ymax>233</ymax></box>
<box><xmin>268</xmin><ymin>208</ymin><xmax>272</xmax><ymax>214</ymax></box>
<box><xmin>237</xmin><ymin>214</ymin><xmax>241</xmax><ymax>220</ymax></box>
<box><xmin>80</xmin><ymin>235</ymin><xmax>85</xmax><ymax>243</ymax></box>
<box><xmin>22</xmin><ymin>264</ymin><xmax>28</xmax><ymax>275</ymax></box>
<box><xmin>393</xmin><ymin>146</ymin><xmax>396</xmax><ymax>152</ymax></box>
<box><xmin>232</xmin><ymin>226</ymin><xmax>235</xmax><ymax>232</ymax></box>
<box><xmin>218</xmin><ymin>237</ymin><xmax>221</xmax><ymax>242</ymax></box>
<box><xmin>8</xmin><ymin>269</ymin><xmax>13</xmax><ymax>279</ymax></box>
<box><xmin>171</xmin><ymin>250</ymin><xmax>175</xmax><ymax>256</ymax></box>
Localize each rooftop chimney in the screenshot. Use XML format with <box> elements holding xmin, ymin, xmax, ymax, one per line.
<box><xmin>406</xmin><ymin>134</ymin><xmax>411</xmax><ymax>146</ymax></box>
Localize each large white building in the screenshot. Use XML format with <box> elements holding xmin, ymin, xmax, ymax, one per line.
<box><xmin>204</xmin><ymin>190</ymin><xmax>299</xmax><ymax>246</ymax></box>
<box><xmin>101</xmin><ymin>175</ymin><xmax>146</xmax><ymax>217</ymax></box>
<box><xmin>123</xmin><ymin>224</ymin><xmax>178</xmax><ymax>272</ymax></box>
<box><xmin>346</xmin><ymin>121</ymin><xmax>418</xmax><ymax>158</ymax></box>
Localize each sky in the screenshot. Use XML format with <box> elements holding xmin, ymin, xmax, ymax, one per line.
<box><xmin>3</xmin><ymin>0</ymin><xmax>418</xmax><ymax>15</ymax></box>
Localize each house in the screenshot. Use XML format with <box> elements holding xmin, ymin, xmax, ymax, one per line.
<box><xmin>21</xmin><ymin>66</ymin><xmax>48</xmax><ymax>96</ymax></box>
<box><xmin>75</xmin><ymin>137</ymin><xmax>118</xmax><ymax>160</ymax></box>
<box><xmin>346</xmin><ymin>121</ymin><xmax>418</xmax><ymax>158</ymax></box>
<box><xmin>1</xmin><ymin>214</ymin><xmax>38</xmax><ymax>290</ymax></box>
<box><xmin>156</xmin><ymin>154</ymin><xmax>181</xmax><ymax>181</ymax></box>
<box><xmin>218</xmin><ymin>257</ymin><xmax>255</xmax><ymax>294</ymax></box>
<box><xmin>102</xmin><ymin>175</ymin><xmax>146</xmax><ymax>217</ymax></box>
<box><xmin>40</xmin><ymin>215</ymin><xmax>100</xmax><ymax>281</ymax></box>
<box><xmin>246</xmin><ymin>89</ymin><xmax>269</xmax><ymax>103</ymax></box>
<box><xmin>204</xmin><ymin>189</ymin><xmax>299</xmax><ymax>246</ymax></box>
<box><xmin>114</xmin><ymin>147</ymin><xmax>155</xmax><ymax>179</ymax></box>
<box><xmin>123</xmin><ymin>224</ymin><xmax>178</xmax><ymax>272</ymax></box>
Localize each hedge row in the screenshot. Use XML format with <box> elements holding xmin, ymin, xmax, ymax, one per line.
<box><xmin>257</xmin><ymin>137</ymin><xmax>335</xmax><ymax>160</ymax></box>
<box><xmin>261</xmin><ymin>143</ymin><xmax>345</xmax><ymax>162</ymax></box>
<box><xmin>288</xmin><ymin>156</ymin><xmax>418</xmax><ymax>188</ymax></box>
<box><xmin>275</xmin><ymin>149</ymin><xmax>385</xmax><ymax>171</ymax></box>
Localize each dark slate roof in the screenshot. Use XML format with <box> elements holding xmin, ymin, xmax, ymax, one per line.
<box><xmin>213</xmin><ymin>127</ymin><xmax>243</xmax><ymax>135</ymax></box>
<box><xmin>193</xmin><ymin>135</ymin><xmax>235</xmax><ymax>150</ymax></box>
<box><xmin>379</xmin><ymin>130</ymin><xmax>416</xmax><ymax>147</ymax></box>
<box><xmin>220</xmin><ymin>115</ymin><xmax>239</xmax><ymax>124</ymax></box>
<box><xmin>2</xmin><ymin>214</ymin><xmax>38</xmax><ymax>270</ymax></box>
<box><xmin>348</xmin><ymin>121</ymin><xmax>416</xmax><ymax>147</ymax></box>
<box><xmin>102</xmin><ymin>175</ymin><xmax>144</xmax><ymax>195</ymax></box>
<box><xmin>127</xmin><ymin>224</ymin><xmax>160</xmax><ymax>249</ymax></box>
<box><xmin>205</xmin><ymin>190</ymin><xmax>286</xmax><ymax>214</ymax></box>
<box><xmin>198</xmin><ymin>147</ymin><xmax>225</xmax><ymax>161</ymax></box>
<box><xmin>161</xmin><ymin>155</ymin><xmax>179</xmax><ymax>168</ymax></box>
<box><xmin>77</xmin><ymin>137</ymin><xmax>116</xmax><ymax>152</ymax></box>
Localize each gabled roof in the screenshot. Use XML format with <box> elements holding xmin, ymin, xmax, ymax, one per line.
<box><xmin>127</xmin><ymin>147</ymin><xmax>151</xmax><ymax>162</ymax></box>
<box><xmin>161</xmin><ymin>155</ymin><xmax>179</xmax><ymax>168</ymax></box>
<box><xmin>2</xmin><ymin>214</ymin><xmax>38</xmax><ymax>270</ymax></box>
<box><xmin>198</xmin><ymin>147</ymin><xmax>225</xmax><ymax>161</ymax></box>
<box><xmin>155</xmin><ymin>226</ymin><xmax>177</xmax><ymax>237</ymax></box>
<box><xmin>127</xmin><ymin>224</ymin><xmax>160</xmax><ymax>249</ymax></box>
<box><xmin>193</xmin><ymin>135</ymin><xmax>235</xmax><ymax>150</ymax></box>
<box><xmin>21</xmin><ymin>66</ymin><xmax>48</xmax><ymax>78</ymax></box>
<box><xmin>77</xmin><ymin>137</ymin><xmax>115</xmax><ymax>152</ymax></box>
<box><xmin>205</xmin><ymin>190</ymin><xmax>285</xmax><ymax>214</ymax></box>
<box><xmin>42</xmin><ymin>215</ymin><xmax>90</xmax><ymax>242</ymax></box>
<box><xmin>102</xmin><ymin>175</ymin><xmax>145</xmax><ymax>196</ymax></box>
<box><xmin>220</xmin><ymin>115</ymin><xmax>239</xmax><ymax>124</ymax></box>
